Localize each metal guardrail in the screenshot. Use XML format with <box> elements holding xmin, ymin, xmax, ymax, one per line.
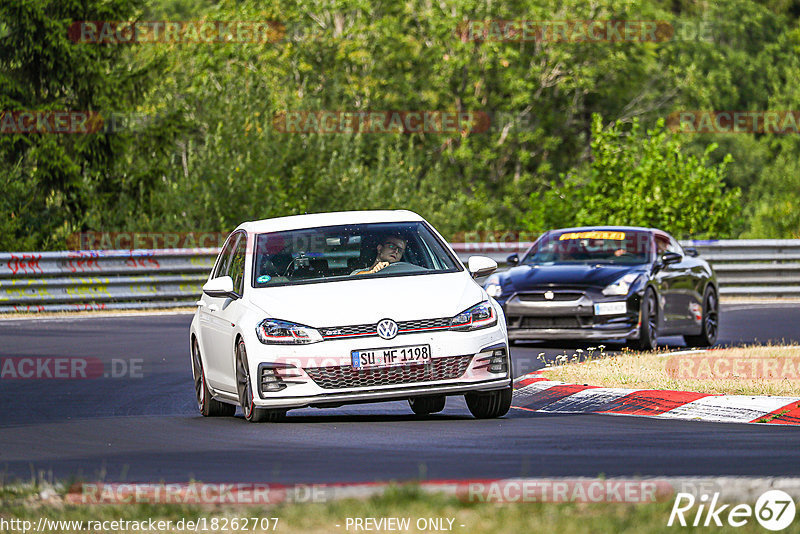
<box><xmin>1</xmin><ymin>240</ymin><xmax>799</xmax><ymax>312</ymax></box>
<box><xmin>0</xmin><ymin>249</ymin><xmax>216</xmax><ymax>312</ymax></box>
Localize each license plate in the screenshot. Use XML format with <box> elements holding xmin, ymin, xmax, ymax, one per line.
<box><xmin>594</xmin><ymin>301</ymin><xmax>627</xmax><ymax>315</ymax></box>
<box><xmin>351</xmin><ymin>344</ymin><xmax>431</xmax><ymax>369</ymax></box>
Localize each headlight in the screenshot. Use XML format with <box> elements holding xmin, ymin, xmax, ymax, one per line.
<box><xmin>602</xmin><ymin>273</ymin><xmax>642</xmax><ymax>296</ymax></box>
<box><xmin>256</xmin><ymin>319</ymin><xmax>323</xmax><ymax>344</ymax></box>
<box><xmin>485</xmin><ymin>283</ymin><xmax>503</xmax><ymax>298</ymax></box>
<box><xmin>450</xmin><ymin>301</ymin><xmax>498</xmax><ymax>331</ymax></box>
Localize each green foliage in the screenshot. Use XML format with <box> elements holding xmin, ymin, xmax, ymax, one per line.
<box><xmin>525</xmin><ymin>115</ymin><xmax>741</xmax><ymax>239</ymax></box>
<box><xmin>1</xmin><ymin>0</ymin><xmax>799</xmax><ymax>250</ymax></box>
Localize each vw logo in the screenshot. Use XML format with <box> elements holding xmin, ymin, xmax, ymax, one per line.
<box><xmin>376</xmin><ymin>319</ymin><xmax>398</xmax><ymax>340</ymax></box>
<box><xmin>544</xmin><ymin>291</ymin><xmax>555</xmax><ymax>300</ymax></box>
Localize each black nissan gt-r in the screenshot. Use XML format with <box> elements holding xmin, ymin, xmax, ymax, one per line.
<box><xmin>484</xmin><ymin>227</ymin><xmax>719</xmax><ymax>349</ymax></box>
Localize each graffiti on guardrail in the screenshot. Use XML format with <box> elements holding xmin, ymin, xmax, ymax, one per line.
<box><xmin>1</xmin><ymin>240</ymin><xmax>799</xmax><ymax>312</ymax></box>
<box><xmin>6</xmin><ymin>254</ymin><xmax>43</xmax><ymax>275</ymax></box>
<box><xmin>65</xmin><ymin>251</ymin><xmax>101</xmax><ymax>273</ymax></box>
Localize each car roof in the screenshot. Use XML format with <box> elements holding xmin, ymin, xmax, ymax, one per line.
<box><xmin>236</xmin><ymin>210</ymin><xmax>425</xmax><ymax>234</ymax></box>
<box><xmin>543</xmin><ymin>226</ymin><xmax>659</xmax><ymax>235</ymax></box>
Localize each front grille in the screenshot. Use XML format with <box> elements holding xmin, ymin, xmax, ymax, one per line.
<box><xmin>517</xmin><ymin>291</ymin><xmax>584</xmax><ymax>302</ymax></box>
<box><xmin>507</xmin><ymin>315</ymin><xmax>588</xmax><ymax>329</ymax></box>
<box><xmin>304</xmin><ymin>354</ymin><xmax>473</xmax><ymax>389</ymax></box>
<box><xmin>320</xmin><ymin>318</ymin><xmax>451</xmax><ymax>339</ymax></box>
<box><xmin>522</xmin><ymin>316</ymin><xmax>581</xmax><ymax>328</ymax></box>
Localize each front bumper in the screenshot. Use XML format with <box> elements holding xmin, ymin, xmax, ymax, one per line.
<box><xmin>243</xmin><ymin>325</ymin><xmax>511</xmax><ymax>409</ymax></box>
<box><xmin>501</xmin><ymin>289</ymin><xmax>642</xmax><ymax>341</ymax></box>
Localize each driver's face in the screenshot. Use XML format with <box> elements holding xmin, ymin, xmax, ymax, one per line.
<box><xmin>376</xmin><ymin>238</ymin><xmax>406</xmax><ymax>263</ymax></box>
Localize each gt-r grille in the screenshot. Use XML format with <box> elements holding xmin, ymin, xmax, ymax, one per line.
<box><xmin>517</xmin><ymin>291</ymin><xmax>584</xmax><ymax>302</ymax></box>
<box><xmin>319</xmin><ymin>318</ymin><xmax>451</xmax><ymax>339</ymax></box>
<box><xmin>304</xmin><ymin>354</ymin><xmax>473</xmax><ymax>389</ymax></box>
<box><xmin>523</xmin><ymin>316</ymin><xmax>581</xmax><ymax>328</ymax></box>
<box><xmin>507</xmin><ymin>316</ymin><xmax>585</xmax><ymax>329</ymax></box>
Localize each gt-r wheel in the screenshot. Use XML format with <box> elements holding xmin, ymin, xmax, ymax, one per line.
<box><xmin>192</xmin><ymin>339</ymin><xmax>235</xmax><ymax>417</ymax></box>
<box><xmin>465</xmin><ymin>386</ymin><xmax>512</xmax><ymax>419</ymax></box>
<box><xmin>235</xmin><ymin>340</ymin><xmax>285</xmax><ymax>423</ymax></box>
<box><xmin>408</xmin><ymin>395</ymin><xmax>446</xmax><ymax>415</ymax></box>
<box><xmin>633</xmin><ymin>288</ymin><xmax>658</xmax><ymax>351</ymax></box>
<box><xmin>684</xmin><ymin>287</ymin><xmax>719</xmax><ymax>347</ymax></box>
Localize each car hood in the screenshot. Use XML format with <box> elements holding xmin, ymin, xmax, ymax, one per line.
<box><xmin>497</xmin><ymin>263</ymin><xmax>648</xmax><ymax>291</ymax></box>
<box><xmin>248</xmin><ymin>271</ymin><xmax>484</xmax><ymax>327</ymax></box>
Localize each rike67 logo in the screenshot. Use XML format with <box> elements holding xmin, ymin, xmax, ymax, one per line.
<box><xmin>668</xmin><ymin>490</ymin><xmax>796</xmax><ymax>530</ymax></box>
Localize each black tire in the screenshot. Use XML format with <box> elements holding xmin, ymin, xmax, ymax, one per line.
<box><xmin>236</xmin><ymin>341</ymin><xmax>285</xmax><ymax>423</ymax></box>
<box><xmin>684</xmin><ymin>287</ymin><xmax>719</xmax><ymax>347</ymax></box>
<box><xmin>191</xmin><ymin>339</ymin><xmax>235</xmax><ymax>417</ymax></box>
<box><xmin>408</xmin><ymin>395</ymin><xmax>446</xmax><ymax>415</ymax></box>
<box><xmin>632</xmin><ymin>288</ymin><xmax>659</xmax><ymax>351</ymax></box>
<box><xmin>465</xmin><ymin>386</ymin><xmax>512</xmax><ymax>419</ymax></box>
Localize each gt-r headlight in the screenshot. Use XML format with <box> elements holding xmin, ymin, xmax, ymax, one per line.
<box><xmin>602</xmin><ymin>273</ymin><xmax>642</xmax><ymax>296</ymax></box>
<box><xmin>450</xmin><ymin>301</ymin><xmax>498</xmax><ymax>331</ymax></box>
<box><xmin>485</xmin><ymin>283</ymin><xmax>503</xmax><ymax>298</ymax></box>
<box><xmin>256</xmin><ymin>319</ymin><xmax>323</xmax><ymax>344</ymax></box>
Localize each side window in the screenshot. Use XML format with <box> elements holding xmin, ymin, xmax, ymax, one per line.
<box><xmin>228</xmin><ymin>234</ymin><xmax>246</xmax><ymax>295</ymax></box>
<box><xmin>655</xmin><ymin>235</ymin><xmax>670</xmax><ymax>256</ymax></box>
<box><xmin>212</xmin><ymin>233</ymin><xmax>238</xmax><ymax>279</ymax></box>
<box><xmin>667</xmin><ymin>236</ymin><xmax>684</xmax><ymax>255</ymax></box>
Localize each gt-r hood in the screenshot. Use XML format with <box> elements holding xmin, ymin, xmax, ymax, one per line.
<box><xmin>248</xmin><ymin>272</ymin><xmax>484</xmax><ymax>327</ymax></box>
<box><xmin>497</xmin><ymin>263</ymin><xmax>647</xmax><ymax>291</ymax></box>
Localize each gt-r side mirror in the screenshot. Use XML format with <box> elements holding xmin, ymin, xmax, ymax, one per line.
<box><xmin>468</xmin><ymin>256</ymin><xmax>498</xmax><ymax>278</ymax></box>
<box><xmin>506</xmin><ymin>253</ymin><xmax>519</xmax><ymax>266</ymax></box>
<box><xmin>661</xmin><ymin>251</ymin><xmax>682</xmax><ymax>265</ymax></box>
<box><xmin>203</xmin><ymin>276</ymin><xmax>238</xmax><ymax>299</ymax></box>
<box><xmin>684</xmin><ymin>247</ymin><xmax>699</xmax><ymax>257</ymax></box>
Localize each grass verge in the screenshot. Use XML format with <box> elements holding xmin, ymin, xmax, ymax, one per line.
<box><xmin>2</xmin><ymin>483</ymin><xmax>797</xmax><ymax>534</ymax></box>
<box><xmin>540</xmin><ymin>345</ymin><xmax>800</xmax><ymax>397</ymax></box>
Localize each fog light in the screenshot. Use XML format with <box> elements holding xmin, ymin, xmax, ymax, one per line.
<box><xmin>258</xmin><ymin>364</ymin><xmax>296</xmax><ymax>394</ymax></box>
<box><xmin>474</xmin><ymin>347</ymin><xmax>509</xmax><ymax>374</ymax></box>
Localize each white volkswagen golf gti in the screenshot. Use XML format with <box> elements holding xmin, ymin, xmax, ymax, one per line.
<box><xmin>190</xmin><ymin>210</ymin><xmax>512</xmax><ymax>422</ymax></box>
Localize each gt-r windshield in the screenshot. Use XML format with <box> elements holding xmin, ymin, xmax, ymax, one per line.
<box><xmin>523</xmin><ymin>230</ymin><xmax>652</xmax><ymax>265</ymax></box>
<box><xmin>252</xmin><ymin>222</ymin><xmax>461</xmax><ymax>287</ymax></box>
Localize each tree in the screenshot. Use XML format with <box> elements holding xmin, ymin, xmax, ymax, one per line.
<box><xmin>525</xmin><ymin>114</ymin><xmax>741</xmax><ymax>238</ymax></box>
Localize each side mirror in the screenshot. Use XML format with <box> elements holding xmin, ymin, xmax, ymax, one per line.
<box><xmin>506</xmin><ymin>253</ymin><xmax>520</xmax><ymax>266</ymax></box>
<box><xmin>202</xmin><ymin>276</ymin><xmax>237</xmax><ymax>299</ymax></box>
<box><xmin>468</xmin><ymin>256</ymin><xmax>498</xmax><ymax>278</ymax></box>
<box><xmin>684</xmin><ymin>247</ymin><xmax>699</xmax><ymax>257</ymax></box>
<box><xmin>661</xmin><ymin>251</ymin><xmax>682</xmax><ymax>265</ymax></box>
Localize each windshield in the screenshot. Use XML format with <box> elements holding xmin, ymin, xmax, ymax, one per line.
<box><xmin>252</xmin><ymin>222</ymin><xmax>461</xmax><ymax>287</ymax></box>
<box><xmin>522</xmin><ymin>230</ymin><xmax>652</xmax><ymax>265</ymax></box>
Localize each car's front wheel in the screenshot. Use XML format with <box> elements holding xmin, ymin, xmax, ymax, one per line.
<box><xmin>192</xmin><ymin>339</ymin><xmax>235</xmax><ymax>417</ymax></box>
<box><xmin>409</xmin><ymin>395</ymin><xmax>446</xmax><ymax>415</ymax></box>
<box><xmin>632</xmin><ymin>288</ymin><xmax>658</xmax><ymax>351</ymax></box>
<box><xmin>465</xmin><ymin>386</ymin><xmax>512</xmax><ymax>419</ymax></box>
<box><xmin>684</xmin><ymin>286</ymin><xmax>719</xmax><ymax>347</ymax></box>
<box><xmin>236</xmin><ymin>340</ymin><xmax>285</xmax><ymax>423</ymax></box>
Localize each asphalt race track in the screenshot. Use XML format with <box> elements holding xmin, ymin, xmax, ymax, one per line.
<box><xmin>1</xmin><ymin>303</ymin><xmax>799</xmax><ymax>484</ymax></box>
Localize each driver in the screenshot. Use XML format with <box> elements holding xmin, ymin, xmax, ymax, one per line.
<box><xmin>352</xmin><ymin>236</ymin><xmax>406</xmax><ymax>275</ymax></box>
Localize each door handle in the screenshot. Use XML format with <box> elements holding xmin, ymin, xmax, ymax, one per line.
<box><xmin>196</xmin><ymin>300</ymin><xmax>219</xmax><ymax>312</ymax></box>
